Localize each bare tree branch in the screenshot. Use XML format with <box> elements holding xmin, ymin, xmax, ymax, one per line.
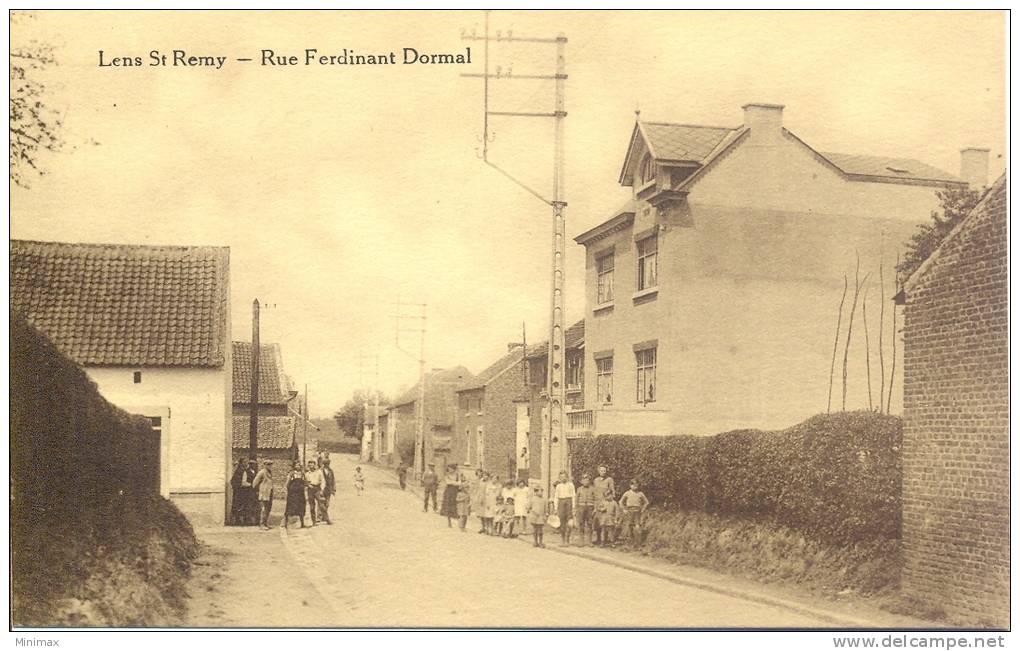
<box><xmin>828</xmin><ymin>274</ymin><xmax>848</xmax><ymax>414</ymax></box>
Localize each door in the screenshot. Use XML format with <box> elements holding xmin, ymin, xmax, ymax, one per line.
<box><xmin>476</xmin><ymin>426</ymin><xmax>485</xmax><ymax>471</ymax></box>
<box><xmin>515</xmin><ymin>403</ymin><xmax>530</xmax><ymax>476</ymax></box>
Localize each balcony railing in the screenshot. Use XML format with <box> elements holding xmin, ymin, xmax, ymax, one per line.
<box><xmin>566</xmin><ymin>409</ymin><xmax>595</xmax><ymax>432</ymax></box>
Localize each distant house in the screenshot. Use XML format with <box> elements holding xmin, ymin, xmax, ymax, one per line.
<box><xmin>231</xmin><ymin>341</ymin><xmax>299</xmax><ymax>495</ymax></box>
<box><xmin>10</xmin><ymin>240</ymin><xmax>232</xmax><ymax>525</ymax></box>
<box><xmin>361</xmin><ymin>404</ymin><xmax>387</xmax><ymax>461</ymax></box>
<box><xmin>574</xmin><ymin>103</ymin><xmax>987</xmax><ymax>437</ymax></box>
<box><xmin>897</xmin><ymin>173</ymin><xmax>1008</xmax><ymax>627</ymax></box>
<box><xmin>389</xmin><ymin>367</ymin><xmax>473</xmax><ymax>474</ymax></box>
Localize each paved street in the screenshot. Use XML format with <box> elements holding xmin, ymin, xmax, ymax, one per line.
<box><xmin>190</xmin><ymin>454</ymin><xmax>855</xmax><ymax>628</ymax></box>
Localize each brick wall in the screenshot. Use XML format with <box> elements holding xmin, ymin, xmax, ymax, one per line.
<box><xmin>901</xmin><ymin>175</ymin><xmax>1008</xmax><ymax>627</ymax></box>
<box><xmin>453</xmin><ymin>365</ymin><xmax>530</xmax><ymax>481</ymax></box>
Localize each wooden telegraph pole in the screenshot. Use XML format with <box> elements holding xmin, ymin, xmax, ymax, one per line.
<box><xmin>248</xmin><ymin>299</ymin><xmax>260</xmax><ymax>461</ymax></box>
<box><xmin>462</xmin><ymin>12</ymin><xmax>568</xmax><ymax>498</ymax></box>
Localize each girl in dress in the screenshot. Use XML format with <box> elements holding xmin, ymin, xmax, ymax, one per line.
<box><xmin>513</xmin><ymin>479</ymin><xmax>530</xmax><ymax>536</ymax></box>
<box><xmin>471</xmin><ymin>470</ymin><xmax>488</xmax><ymax>534</ymax></box>
<box><xmin>483</xmin><ymin>475</ymin><xmax>501</xmax><ymax>535</ymax></box>
<box><xmin>283</xmin><ymin>461</ymin><xmax>307</xmax><ymax>530</ymax></box>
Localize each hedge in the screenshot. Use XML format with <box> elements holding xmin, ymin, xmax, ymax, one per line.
<box><xmin>569</xmin><ymin>411</ymin><xmax>902</xmax><ymax>545</ymax></box>
<box><xmin>11</xmin><ymin>315</ymin><xmax>198</xmax><ymax>625</ymax></box>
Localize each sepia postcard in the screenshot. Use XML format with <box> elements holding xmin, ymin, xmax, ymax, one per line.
<box><xmin>7</xmin><ymin>7</ymin><xmax>1009</xmax><ymax>642</ymax></box>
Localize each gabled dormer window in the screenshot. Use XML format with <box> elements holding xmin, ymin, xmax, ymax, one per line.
<box><xmin>639</xmin><ymin>154</ymin><xmax>655</xmax><ymax>185</ymax></box>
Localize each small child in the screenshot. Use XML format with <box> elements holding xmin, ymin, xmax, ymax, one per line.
<box><xmin>354</xmin><ymin>466</ymin><xmax>365</xmax><ymax>496</ymax></box>
<box><xmin>595</xmin><ymin>487</ymin><xmax>620</xmax><ymax>546</ymax></box>
<box><xmin>528</xmin><ymin>486</ymin><xmax>550</xmax><ymax>548</ymax></box>
<box><xmin>493</xmin><ymin>495</ymin><xmax>505</xmax><ymax>536</ymax></box>
<box><xmin>619</xmin><ymin>479</ymin><xmax>650</xmax><ymax>548</ymax></box>
<box><xmin>501</xmin><ymin>497</ymin><xmax>517</xmax><ymax>538</ymax></box>
<box><xmin>455</xmin><ymin>485</ymin><xmax>471</xmax><ymax>531</ymax></box>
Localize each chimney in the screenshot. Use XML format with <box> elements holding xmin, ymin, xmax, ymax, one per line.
<box><xmin>960</xmin><ymin>148</ymin><xmax>990</xmax><ymax>189</ymax></box>
<box><xmin>742</xmin><ymin>102</ymin><xmax>784</xmax><ymax>140</ymax></box>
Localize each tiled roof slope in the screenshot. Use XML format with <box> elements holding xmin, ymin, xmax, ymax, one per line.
<box><xmin>232</xmin><ymin>341</ymin><xmax>289</xmax><ymax>404</ymax></box>
<box><xmin>393</xmin><ymin>366</ymin><xmax>473</xmax><ymax>407</ymax></box>
<box><xmin>526</xmin><ymin>319</ymin><xmax>585</xmax><ymax>358</ymax></box>
<box><xmin>232</xmin><ymin>415</ymin><xmax>296</xmax><ymax>449</ymax></box>
<box><xmin>641</xmin><ymin>122</ymin><xmax>738</xmax><ymax>162</ymax></box>
<box><xmin>459</xmin><ymin>349</ymin><xmax>525</xmax><ymax>392</ymax></box>
<box><xmin>821</xmin><ymin>151</ymin><xmax>961</xmax><ymax>184</ymax></box>
<box><xmin>10</xmin><ymin>240</ymin><xmax>229</xmax><ymax>367</ymax></box>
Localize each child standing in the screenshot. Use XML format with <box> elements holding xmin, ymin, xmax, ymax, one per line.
<box><xmin>553</xmin><ymin>470</ymin><xmax>576</xmax><ymax>546</ymax></box>
<box><xmin>501</xmin><ymin>497</ymin><xmax>517</xmax><ymax>538</ymax></box>
<box><xmin>575</xmin><ymin>473</ymin><xmax>597</xmax><ymax>546</ymax></box>
<box><xmin>528</xmin><ymin>486</ymin><xmax>550</xmax><ymax>548</ymax></box>
<box><xmin>595</xmin><ymin>487</ymin><xmax>619</xmax><ymax>546</ymax></box>
<box><xmin>353</xmin><ymin>466</ymin><xmax>366</xmax><ymax>496</ymax></box>
<box><xmin>512</xmin><ymin>479</ymin><xmax>530</xmax><ymax>536</ymax></box>
<box><xmin>483</xmin><ymin>475</ymin><xmax>501</xmax><ymax>535</ymax></box>
<box><xmin>493</xmin><ymin>495</ymin><xmax>505</xmax><ymax>536</ymax></box>
<box><xmin>619</xmin><ymin>479</ymin><xmax>650</xmax><ymax>548</ymax></box>
<box><xmin>455</xmin><ymin>485</ymin><xmax>471</xmax><ymax>531</ymax></box>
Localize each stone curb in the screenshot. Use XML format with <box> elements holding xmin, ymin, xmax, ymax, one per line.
<box><xmin>376</xmin><ymin>461</ymin><xmax>876</xmax><ymax>628</ymax></box>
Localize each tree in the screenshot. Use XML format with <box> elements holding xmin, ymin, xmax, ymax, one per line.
<box><xmin>897</xmin><ymin>187</ymin><xmax>981</xmax><ymax>281</ymax></box>
<box><xmin>332</xmin><ymin>390</ymin><xmax>390</xmax><ymax>441</ymax></box>
<box><xmin>10</xmin><ymin>12</ymin><xmax>65</xmax><ymax>188</ymax></box>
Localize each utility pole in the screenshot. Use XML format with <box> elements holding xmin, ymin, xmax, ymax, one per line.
<box><xmin>303</xmin><ymin>384</ymin><xmax>308</xmax><ymax>467</ymax></box>
<box><xmin>462</xmin><ymin>12</ymin><xmax>568</xmax><ymax>498</ymax></box>
<box><xmin>391</xmin><ymin>299</ymin><xmax>427</xmax><ymax>477</ymax></box>
<box><xmin>248</xmin><ymin>299</ymin><xmax>260</xmax><ymax>461</ymax></box>
<box><xmin>373</xmin><ymin>353</ymin><xmax>381</xmax><ymax>460</ymax></box>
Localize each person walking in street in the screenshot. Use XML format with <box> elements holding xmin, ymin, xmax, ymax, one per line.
<box><xmin>252</xmin><ymin>459</ymin><xmax>274</xmax><ymax>530</ymax></box>
<box><xmin>528</xmin><ymin>486</ymin><xmax>550</xmax><ymax>548</ymax></box>
<box><xmin>396</xmin><ymin>461</ymin><xmax>408</xmax><ymax>490</ymax></box>
<box><xmin>320</xmin><ymin>457</ymin><xmax>336</xmax><ymax>525</ymax></box>
<box><xmin>284</xmin><ymin>460</ymin><xmax>307</xmax><ymax>530</ymax></box>
<box><xmin>353</xmin><ymin>466</ymin><xmax>366</xmax><ymax>496</ymax></box>
<box><xmin>230</xmin><ymin>459</ymin><xmax>247</xmax><ymax>526</ymax></box>
<box><xmin>619</xmin><ymin>479</ymin><xmax>650</xmax><ymax>548</ymax></box>
<box><xmin>439</xmin><ymin>463</ymin><xmax>466</xmax><ymax>528</ymax></box>
<box><xmin>575</xmin><ymin>473</ymin><xmax>597</xmax><ymax>546</ymax></box>
<box><xmin>422</xmin><ymin>463</ymin><xmax>439</xmax><ymax>512</ymax></box>
<box><xmin>553</xmin><ymin>470</ymin><xmax>576</xmax><ymax>546</ymax></box>
<box><xmin>305</xmin><ymin>459</ymin><xmax>323</xmax><ymax>524</ymax></box>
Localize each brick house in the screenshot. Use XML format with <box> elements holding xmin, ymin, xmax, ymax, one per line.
<box><xmin>897</xmin><ymin>173</ymin><xmax>1008</xmax><ymax>627</ymax></box>
<box><xmin>390</xmin><ymin>366</ymin><xmax>473</xmax><ymax>475</ymax></box>
<box><xmin>231</xmin><ymin>341</ymin><xmax>299</xmax><ymax>496</ymax></box>
<box><xmin>10</xmin><ymin>240</ymin><xmax>232</xmax><ymax>525</ymax></box>
<box><xmin>452</xmin><ymin>347</ymin><xmax>528</xmax><ymax>480</ymax></box>
<box><xmin>574</xmin><ymin>103</ymin><xmax>985</xmax><ymax>437</ymax></box>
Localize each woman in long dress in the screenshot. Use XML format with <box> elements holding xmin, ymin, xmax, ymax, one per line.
<box><xmin>284</xmin><ymin>461</ymin><xmax>307</xmax><ymax>529</ymax></box>
<box><xmin>470</xmin><ymin>469</ymin><xmax>488</xmax><ymax>534</ymax></box>
<box><xmin>439</xmin><ymin>464</ymin><xmax>465</xmax><ymax>528</ymax></box>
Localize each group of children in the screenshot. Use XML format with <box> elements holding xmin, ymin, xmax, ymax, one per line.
<box><xmin>447</xmin><ymin>464</ymin><xmax>650</xmax><ymax>550</ymax></box>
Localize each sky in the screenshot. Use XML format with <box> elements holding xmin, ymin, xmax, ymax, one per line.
<box><xmin>10</xmin><ymin>10</ymin><xmax>1006</xmax><ymax>417</ymax></box>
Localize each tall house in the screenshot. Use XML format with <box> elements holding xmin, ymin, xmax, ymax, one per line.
<box><xmin>574</xmin><ymin>103</ymin><xmax>982</xmax><ymax>436</ymax></box>
<box><xmin>389</xmin><ymin>366</ymin><xmax>473</xmax><ymax>474</ymax></box>
<box><xmin>10</xmin><ymin>240</ymin><xmax>232</xmax><ymax>525</ymax></box>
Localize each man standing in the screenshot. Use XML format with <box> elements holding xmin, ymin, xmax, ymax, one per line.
<box><xmin>252</xmin><ymin>459</ymin><xmax>274</xmax><ymax>530</ymax></box>
<box><xmin>396</xmin><ymin>460</ymin><xmax>408</xmax><ymax>490</ymax></box>
<box><xmin>319</xmin><ymin>457</ymin><xmax>336</xmax><ymax>525</ymax></box>
<box><xmin>422</xmin><ymin>463</ymin><xmax>438</xmax><ymax>512</ymax></box>
<box><xmin>518</xmin><ymin>446</ymin><xmax>530</xmax><ymax>483</ymax></box>
<box><xmin>305</xmin><ymin>459</ymin><xmax>324</xmax><ymax>524</ymax></box>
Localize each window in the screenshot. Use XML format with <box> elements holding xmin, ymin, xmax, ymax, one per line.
<box><xmin>566</xmin><ymin>352</ymin><xmax>582</xmax><ymax>390</ymax></box>
<box><xmin>639</xmin><ymin>153</ymin><xmax>655</xmax><ymax>185</ymax></box>
<box><xmin>462</xmin><ymin>397</ymin><xmax>469</xmax><ymax>415</ymax></box>
<box><xmin>637</xmin><ymin>234</ymin><xmax>658</xmax><ymax>291</ymax></box>
<box><xmin>529</xmin><ymin>357</ymin><xmax>547</xmax><ymax>387</ymax></box>
<box><xmin>636</xmin><ymin>347</ymin><xmax>657</xmax><ymax>403</ymax></box>
<box><xmin>133</xmin><ymin>371</ymin><xmax>142</xmax><ymax>384</ymax></box>
<box><xmin>596</xmin><ymin>356</ymin><xmax>613</xmax><ymax>405</ymax></box>
<box><xmin>477</xmin><ymin>397</ymin><xmax>483</xmax><ymax>415</ymax></box>
<box><xmin>146</xmin><ymin>416</ymin><xmax>162</xmax><ymax>431</ymax></box>
<box><xmin>596</xmin><ymin>252</ymin><xmax>615</xmax><ymax>304</ymax></box>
